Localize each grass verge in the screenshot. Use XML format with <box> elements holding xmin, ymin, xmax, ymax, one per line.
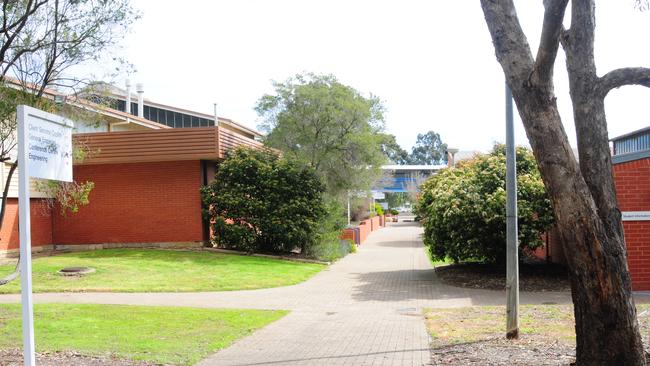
<box><xmin>425</xmin><ymin>304</ymin><xmax>650</xmax><ymax>365</ymax></box>
<box><xmin>0</xmin><ymin>249</ymin><xmax>324</xmax><ymax>293</ymax></box>
<box><xmin>426</xmin><ymin>305</ymin><xmax>577</xmax><ymax>345</ymax></box>
<box><xmin>0</xmin><ymin>303</ymin><xmax>287</xmax><ymax>365</ymax></box>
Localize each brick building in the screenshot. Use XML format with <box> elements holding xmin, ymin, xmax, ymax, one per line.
<box><xmin>612</xmin><ymin>127</ymin><xmax>650</xmax><ymax>291</ymax></box>
<box><xmin>0</xmin><ymin>81</ymin><xmax>264</xmax><ymax>257</ymax></box>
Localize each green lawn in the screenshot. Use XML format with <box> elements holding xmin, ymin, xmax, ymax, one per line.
<box><xmin>0</xmin><ymin>303</ymin><xmax>287</xmax><ymax>365</ymax></box>
<box><xmin>0</xmin><ymin>249</ymin><xmax>324</xmax><ymax>293</ymax></box>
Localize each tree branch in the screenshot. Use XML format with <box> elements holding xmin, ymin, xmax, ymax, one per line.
<box><xmin>532</xmin><ymin>0</ymin><xmax>569</xmax><ymax>85</ymax></box>
<box><xmin>566</xmin><ymin>0</ymin><xmax>596</xmax><ymax>74</ymax></box>
<box><xmin>598</xmin><ymin>67</ymin><xmax>650</xmax><ymax>97</ymax></box>
<box><xmin>480</xmin><ymin>0</ymin><xmax>535</xmax><ymax>86</ymax></box>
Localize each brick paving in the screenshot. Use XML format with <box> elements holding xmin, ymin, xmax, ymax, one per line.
<box><xmin>0</xmin><ymin>222</ymin><xmax>573</xmax><ymax>365</ymax></box>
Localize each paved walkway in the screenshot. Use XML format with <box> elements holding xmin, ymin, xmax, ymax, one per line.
<box><xmin>0</xmin><ymin>222</ymin><xmax>572</xmax><ymax>365</ymax></box>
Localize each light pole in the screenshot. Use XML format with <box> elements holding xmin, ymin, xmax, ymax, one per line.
<box><xmin>505</xmin><ymin>81</ymin><xmax>519</xmax><ymax>339</ymax></box>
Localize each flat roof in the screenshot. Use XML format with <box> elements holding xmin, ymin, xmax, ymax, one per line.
<box><xmin>610</xmin><ymin>126</ymin><xmax>650</xmax><ymax>141</ymax></box>
<box><xmin>381</xmin><ymin>164</ymin><xmax>447</xmax><ymax>171</ymax></box>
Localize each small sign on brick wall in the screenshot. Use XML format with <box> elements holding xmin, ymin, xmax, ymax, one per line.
<box><xmin>622</xmin><ymin>211</ymin><xmax>650</xmax><ymax>221</ymax></box>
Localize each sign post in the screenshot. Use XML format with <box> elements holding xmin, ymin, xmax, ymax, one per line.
<box><xmin>17</xmin><ymin>105</ymin><xmax>73</xmax><ymax>366</ymax></box>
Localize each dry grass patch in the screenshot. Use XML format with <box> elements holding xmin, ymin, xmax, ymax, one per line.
<box><xmin>425</xmin><ymin>304</ymin><xmax>650</xmax><ymax>366</ymax></box>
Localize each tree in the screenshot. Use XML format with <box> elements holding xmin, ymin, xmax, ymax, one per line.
<box><xmin>201</xmin><ymin>147</ymin><xmax>326</xmax><ymax>255</ymax></box>
<box><xmin>409</xmin><ymin>131</ymin><xmax>448</xmax><ymax>165</ymax></box>
<box><xmin>416</xmin><ymin>145</ymin><xmax>553</xmax><ymax>264</ymax></box>
<box><xmin>385</xmin><ymin>192</ymin><xmax>410</xmax><ymax>210</ymax></box>
<box><xmin>481</xmin><ymin>1</ymin><xmax>649</xmax><ymax>364</ymax></box>
<box><xmin>256</xmin><ymin>73</ymin><xmax>387</xmax><ymax>197</ymax></box>
<box><xmin>380</xmin><ymin>133</ymin><xmax>410</xmax><ymax>164</ymax></box>
<box><xmin>2</xmin><ymin>0</ymin><xmax>138</xmax><ymax>95</ymax></box>
<box><xmin>0</xmin><ymin>0</ymin><xmax>138</xmax><ymax>284</ymax></box>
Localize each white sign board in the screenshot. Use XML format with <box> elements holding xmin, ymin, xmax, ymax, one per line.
<box><xmin>25</xmin><ymin>108</ymin><xmax>73</xmax><ymax>181</ymax></box>
<box><xmin>372</xmin><ymin>191</ymin><xmax>386</xmax><ymax>200</ymax></box>
<box><xmin>17</xmin><ymin>105</ymin><xmax>73</xmax><ymax>366</ymax></box>
<box><xmin>622</xmin><ymin>211</ymin><xmax>650</xmax><ymax>221</ymax></box>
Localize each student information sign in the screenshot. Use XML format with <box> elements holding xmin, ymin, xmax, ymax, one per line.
<box><xmin>17</xmin><ymin>105</ymin><xmax>73</xmax><ymax>366</ymax></box>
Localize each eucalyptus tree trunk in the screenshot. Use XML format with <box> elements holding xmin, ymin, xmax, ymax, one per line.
<box><xmin>481</xmin><ymin>1</ymin><xmax>650</xmax><ymax>364</ymax></box>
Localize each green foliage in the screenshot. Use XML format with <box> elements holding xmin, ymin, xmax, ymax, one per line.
<box><xmin>348</xmin><ymin>240</ymin><xmax>357</xmax><ymax>253</ymax></box>
<box><xmin>256</xmin><ymin>73</ymin><xmax>387</xmax><ymax>196</ymax></box>
<box><xmin>374</xmin><ymin>203</ymin><xmax>384</xmax><ymax>216</ymax></box>
<box><xmin>385</xmin><ymin>192</ymin><xmax>410</xmax><ymax>210</ymax></box>
<box><xmin>380</xmin><ymin>133</ymin><xmax>410</xmax><ymax>164</ymax></box>
<box><xmin>409</xmin><ymin>131</ymin><xmax>448</xmax><ymax>165</ymax></box>
<box><xmin>202</xmin><ymin>147</ymin><xmax>327</xmax><ymax>255</ymax></box>
<box><xmin>390</xmin><ymin>208</ymin><xmax>399</xmax><ymax>215</ymax></box>
<box><xmin>307</xmin><ymin>237</ymin><xmax>353</xmax><ymax>262</ymax></box>
<box><xmin>35</xmin><ymin>180</ymin><xmax>95</xmax><ymax>215</ymax></box>
<box><xmin>416</xmin><ymin>144</ymin><xmax>554</xmax><ymax>264</ymax></box>
<box><xmin>380</xmin><ymin>131</ymin><xmax>448</xmax><ymax>166</ymax></box>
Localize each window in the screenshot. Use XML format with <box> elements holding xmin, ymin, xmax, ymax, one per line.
<box><xmin>165</xmin><ymin>111</ymin><xmax>174</xmax><ymax>127</ymax></box>
<box><xmin>116</xmin><ymin>99</ymin><xmax>126</xmax><ymax>112</ymax></box>
<box><xmin>174</xmin><ymin>113</ymin><xmax>182</xmax><ymax>128</ymax></box>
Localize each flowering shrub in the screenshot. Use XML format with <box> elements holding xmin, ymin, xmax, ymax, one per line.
<box><xmin>415</xmin><ymin>144</ymin><xmax>553</xmax><ymax>264</ymax></box>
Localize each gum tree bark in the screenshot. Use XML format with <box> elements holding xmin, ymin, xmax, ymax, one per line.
<box><xmin>481</xmin><ymin>1</ymin><xmax>650</xmax><ymax>364</ymax></box>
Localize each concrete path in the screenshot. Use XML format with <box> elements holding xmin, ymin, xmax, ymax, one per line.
<box><xmin>0</xmin><ymin>222</ymin><xmax>572</xmax><ymax>365</ymax></box>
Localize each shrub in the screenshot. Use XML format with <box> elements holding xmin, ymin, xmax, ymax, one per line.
<box><xmin>348</xmin><ymin>240</ymin><xmax>357</xmax><ymax>253</ymax></box>
<box><xmin>390</xmin><ymin>208</ymin><xmax>399</xmax><ymax>215</ymax></box>
<box><xmin>350</xmin><ymin>197</ymin><xmax>371</xmax><ymax>222</ymax></box>
<box><xmin>308</xmin><ymin>238</ymin><xmax>353</xmax><ymax>262</ymax></box>
<box><xmin>374</xmin><ymin>203</ymin><xmax>384</xmax><ymax>216</ymax></box>
<box><xmin>415</xmin><ymin>144</ymin><xmax>554</xmax><ymax>264</ymax></box>
<box><xmin>201</xmin><ymin>147</ymin><xmax>326</xmax><ymax>254</ymax></box>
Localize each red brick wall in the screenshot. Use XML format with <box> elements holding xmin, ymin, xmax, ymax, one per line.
<box><xmin>341</xmin><ymin>228</ymin><xmax>357</xmax><ymax>244</ymax></box>
<box><xmin>614</xmin><ymin>158</ymin><xmax>650</xmax><ymax>291</ymax></box>
<box><xmin>0</xmin><ymin>198</ymin><xmax>53</xmax><ymax>251</ymax></box>
<box><xmin>370</xmin><ymin>216</ymin><xmax>380</xmax><ymax>231</ymax></box>
<box><xmin>53</xmin><ymin>160</ymin><xmax>204</xmax><ymax>245</ymax></box>
<box><xmin>358</xmin><ymin>219</ymin><xmax>372</xmax><ymax>244</ymax></box>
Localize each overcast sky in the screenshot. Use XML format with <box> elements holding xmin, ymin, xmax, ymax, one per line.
<box><xmin>112</xmin><ymin>1</ymin><xmax>650</xmax><ymax>152</ymax></box>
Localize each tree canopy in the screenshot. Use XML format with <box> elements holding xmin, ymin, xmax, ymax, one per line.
<box><xmin>380</xmin><ymin>134</ymin><xmax>410</xmax><ymax>165</ymax></box>
<box><xmin>256</xmin><ymin>73</ymin><xmax>387</xmax><ymax>196</ymax></box>
<box><xmin>409</xmin><ymin>131</ymin><xmax>448</xmax><ymax>165</ymax></box>
<box><xmin>380</xmin><ymin>131</ymin><xmax>448</xmax><ymax>165</ymax></box>
<box><xmin>1</xmin><ymin>0</ymin><xmax>138</xmax><ymax>94</ymax></box>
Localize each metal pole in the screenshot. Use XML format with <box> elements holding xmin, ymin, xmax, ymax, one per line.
<box><xmin>213</xmin><ymin>103</ymin><xmax>219</xmax><ymax>127</ymax></box>
<box><xmin>505</xmin><ymin>82</ymin><xmax>519</xmax><ymax>339</ymax></box>
<box><xmin>17</xmin><ymin>105</ymin><xmax>36</xmax><ymax>365</ymax></box>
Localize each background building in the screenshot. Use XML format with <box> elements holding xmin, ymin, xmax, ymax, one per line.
<box><xmin>0</xmin><ymin>81</ymin><xmax>264</xmax><ymax>257</ymax></box>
